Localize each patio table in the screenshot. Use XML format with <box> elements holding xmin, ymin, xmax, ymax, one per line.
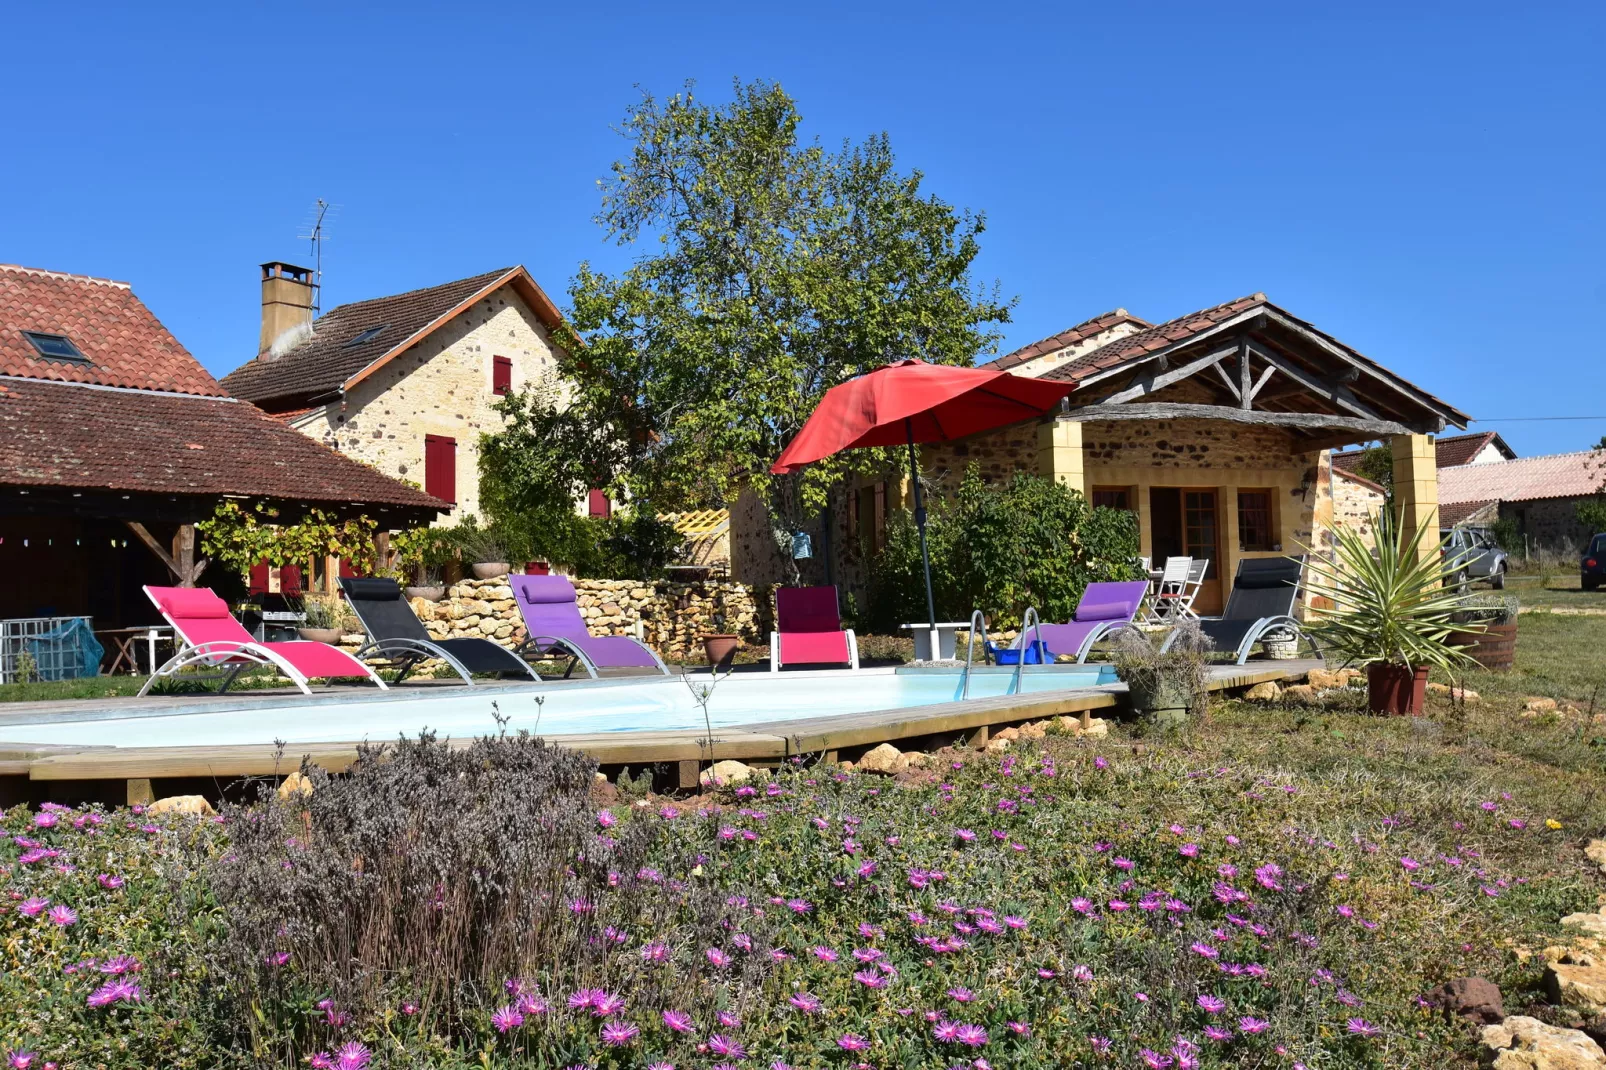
<box><xmin>900</xmin><ymin>621</ymin><xmax>970</xmax><ymax>661</ymax></box>
<box><xmin>95</xmin><ymin>625</ymin><xmax>173</xmax><ymax>676</ymax></box>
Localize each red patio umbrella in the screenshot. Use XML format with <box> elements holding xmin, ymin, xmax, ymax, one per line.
<box><xmin>771</xmin><ymin>359</ymin><xmax>1077</xmax><ymax>631</ymax></box>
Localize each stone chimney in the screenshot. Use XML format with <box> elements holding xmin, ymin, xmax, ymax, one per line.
<box><xmin>259</xmin><ymin>262</ymin><xmax>315</xmax><ymax>353</ymax></box>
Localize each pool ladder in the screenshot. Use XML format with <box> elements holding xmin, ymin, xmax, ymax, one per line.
<box><xmin>960</xmin><ymin>606</ymin><xmax>1045</xmax><ymax>700</ymax></box>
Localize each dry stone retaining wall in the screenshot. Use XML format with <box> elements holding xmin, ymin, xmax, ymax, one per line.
<box><xmin>346</xmin><ymin>577</ymin><xmax>769</xmax><ymax>663</ymax></box>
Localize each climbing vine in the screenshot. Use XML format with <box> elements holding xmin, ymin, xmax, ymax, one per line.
<box><xmin>196</xmin><ymin>501</ymin><xmax>378</xmax><ymax>581</ymax></box>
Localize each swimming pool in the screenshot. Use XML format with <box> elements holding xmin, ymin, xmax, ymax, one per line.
<box><xmin>0</xmin><ymin>665</ymin><xmax>1116</xmax><ymax>750</ymax></box>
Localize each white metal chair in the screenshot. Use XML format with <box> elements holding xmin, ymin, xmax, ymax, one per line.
<box><xmin>1170</xmin><ymin>558</ymin><xmax>1210</xmax><ymax>621</ymax></box>
<box><xmin>1147</xmin><ymin>556</ymin><xmax>1193</xmax><ymax>623</ymax></box>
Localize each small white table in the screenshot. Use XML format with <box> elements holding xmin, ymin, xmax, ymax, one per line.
<box><xmin>901</xmin><ymin>621</ymin><xmax>970</xmax><ymax>662</ymax></box>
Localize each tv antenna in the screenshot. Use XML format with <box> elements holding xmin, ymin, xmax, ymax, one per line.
<box><xmin>297</xmin><ymin>199</ymin><xmax>335</xmax><ymax>314</ymax></box>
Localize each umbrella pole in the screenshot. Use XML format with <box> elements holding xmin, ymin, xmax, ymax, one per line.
<box><xmin>906</xmin><ymin>419</ymin><xmax>938</xmax><ymax>632</ymax></box>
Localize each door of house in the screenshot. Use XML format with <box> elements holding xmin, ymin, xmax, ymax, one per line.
<box><xmin>1148</xmin><ymin>487</ymin><xmax>1223</xmax><ymax>615</ymax></box>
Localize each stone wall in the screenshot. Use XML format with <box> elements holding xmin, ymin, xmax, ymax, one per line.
<box><xmin>288</xmin><ymin>285</ymin><xmax>569</xmax><ymax>520</ymax></box>
<box><xmin>1503</xmin><ymin>497</ymin><xmax>1593</xmax><ymax>552</ymax></box>
<box><xmin>371</xmin><ymin>577</ymin><xmax>769</xmax><ymax>663</ymax></box>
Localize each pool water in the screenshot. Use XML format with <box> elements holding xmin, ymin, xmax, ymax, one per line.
<box><xmin>0</xmin><ymin>665</ymin><xmax>1116</xmax><ymax>749</ymax></box>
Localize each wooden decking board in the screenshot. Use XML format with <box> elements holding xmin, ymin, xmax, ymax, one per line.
<box><xmin>14</xmin><ymin>661</ymin><xmax>1317</xmax><ymax>784</ymax></box>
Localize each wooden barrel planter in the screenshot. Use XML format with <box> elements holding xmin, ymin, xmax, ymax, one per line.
<box><xmin>1449</xmin><ymin>622</ymin><xmax>1517</xmax><ymax>671</ymax></box>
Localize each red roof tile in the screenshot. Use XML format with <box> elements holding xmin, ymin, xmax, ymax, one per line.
<box><xmin>1439</xmin><ymin>451</ymin><xmax>1606</xmax><ymax>505</ymax></box>
<box><xmin>0</xmin><ymin>377</ymin><xmax>446</xmax><ymax>513</ymax></box>
<box><xmin>1040</xmin><ymin>294</ymin><xmax>1267</xmax><ymax>383</ymax></box>
<box><xmin>1333</xmin><ymin>431</ymin><xmax>1518</xmax><ymax>474</ymax></box>
<box><xmin>221</xmin><ymin>266</ymin><xmax>565</xmax><ymax>408</ymax></box>
<box><xmin>0</xmin><ymin>265</ymin><xmax>227</xmax><ymax>397</ymax></box>
<box><xmin>983</xmin><ymin>309</ymin><xmax>1151</xmax><ymax>371</ymax></box>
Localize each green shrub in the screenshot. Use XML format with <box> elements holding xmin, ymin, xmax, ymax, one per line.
<box><xmin>867</xmin><ymin>465</ymin><xmax>1141</xmax><ymax>630</ymax></box>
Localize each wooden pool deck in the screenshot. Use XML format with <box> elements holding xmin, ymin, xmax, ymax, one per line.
<box><xmin>0</xmin><ymin>660</ymin><xmax>1318</xmax><ymax>804</ymax></box>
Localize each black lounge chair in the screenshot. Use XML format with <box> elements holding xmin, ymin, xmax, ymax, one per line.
<box><xmin>339</xmin><ymin>577</ymin><xmax>540</xmax><ymax>685</ymax></box>
<box><xmin>1161</xmin><ymin>555</ymin><xmax>1320</xmax><ymax>664</ymax></box>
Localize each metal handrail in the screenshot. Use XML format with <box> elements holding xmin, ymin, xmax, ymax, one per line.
<box><xmin>1012</xmin><ymin>606</ymin><xmax>1046</xmax><ymax>696</ymax></box>
<box><xmin>961</xmin><ymin>609</ymin><xmax>990</xmax><ymax>700</ymax></box>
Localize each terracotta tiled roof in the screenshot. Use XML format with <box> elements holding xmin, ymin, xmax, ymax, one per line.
<box><xmin>221</xmin><ymin>266</ymin><xmax>563</xmax><ymax>408</ymax></box>
<box><xmin>0</xmin><ymin>376</ymin><xmax>446</xmax><ymax>513</ymax></box>
<box><xmin>983</xmin><ymin>310</ymin><xmax>1151</xmax><ymax>372</ymax></box>
<box><xmin>1334</xmin><ymin>467</ymin><xmax>1386</xmax><ymax>494</ymax></box>
<box><xmin>1440</xmin><ymin>499</ymin><xmax>1497</xmax><ymax>526</ymax></box>
<box><xmin>1332</xmin><ymin>431</ymin><xmax>1515</xmax><ymax>474</ymax></box>
<box><xmin>0</xmin><ymin>265</ymin><xmax>227</xmax><ymax>397</ymax></box>
<box><xmin>1035</xmin><ymin>292</ymin><xmax>1470</xmax><ymax>428</ymax></box>
<box><xmin>1432</xmin><ymin>431</ymin><xmax>1514</xmax><ymax>467</ymax></box>
<box><xmin>1039</xmin><ymin>294</ymin><xmax>1267</xmax><ymax>384</ymax></box>
<box><xmin>1439</xmin><ymin>451</ymin><xmax>1606</xmax><ymax>506</ymax></box>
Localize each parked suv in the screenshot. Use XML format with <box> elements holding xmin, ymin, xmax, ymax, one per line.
<box><xmin>1442</xmin><ymin>526</ymin><xmax>1508</xmax><ymax>590</ymax></box>
<box><xmin>1582</xmin><ymin>534</ymin><xmax>1606</xmax><ymax>591</ymax></box>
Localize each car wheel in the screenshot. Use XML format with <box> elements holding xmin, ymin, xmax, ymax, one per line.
<box><xmin>1454</xmin><ymin>569</ymin><xmax>1470</xmax><ymax>594</ymax></box>
<box><xmin>1585</xmin><ymin>577</ymin><xmax>1601</xmax><ymax>592</ymax></box>
<box><xmin>1490</xmin><ymin>566</ymin><xmax>1505</xmax><ymax>590</ymax></box>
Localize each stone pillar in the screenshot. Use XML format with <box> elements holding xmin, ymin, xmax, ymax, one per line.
<box><xmin>1390</xmin><ymin>433</ymin><xmax>1439</xmax><ymax>563</ymax></box>
<box><xmin>1036</xmin><ymin>419</ymin><xmax>1087</xmax><ymax>497</ymax></box>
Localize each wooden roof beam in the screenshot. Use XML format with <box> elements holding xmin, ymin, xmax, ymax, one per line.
<box><xmin>1062</xmin><ymin>402</ymin><xmax>1415</xmax><ymax>439</ymax></box>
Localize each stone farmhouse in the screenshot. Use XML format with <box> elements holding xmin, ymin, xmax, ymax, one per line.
<box><xmin>0</xmin><ymin>264</ymin><xmax>443</xmax><ymax>626</ymax></box>
<box><xmin>733</xmin><ymin>293</ymin><xmax>1469</xmax><ymax>616</ymax></box>
<box><xmin>222</xmin><ymin>263</ymin><xmax>591</xmax><ymax>524</ymax></box>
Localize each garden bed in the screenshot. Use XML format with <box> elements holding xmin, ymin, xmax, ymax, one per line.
<box><xmin>5</xmin><ymin>682</ymin><xmax>1605</xmax><ymax>1068</ymax></box>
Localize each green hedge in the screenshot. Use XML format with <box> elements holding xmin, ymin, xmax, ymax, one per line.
<box><xmin>865</xmin><ymin>466</ymin><xmax>1141</xmax><ymax>631</ymax></box>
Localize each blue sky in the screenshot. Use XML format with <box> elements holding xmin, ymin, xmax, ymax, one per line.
<box><xmin>3</xmin><ymin>2</ymin><xmax>1601</xmax><ymax>454</ymax></box>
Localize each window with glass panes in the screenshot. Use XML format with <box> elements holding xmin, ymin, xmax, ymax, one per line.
<box><xmin>1236</xmin><ymin>489</ymin><xmax>1275</xmax><ymax>552</ymax></box>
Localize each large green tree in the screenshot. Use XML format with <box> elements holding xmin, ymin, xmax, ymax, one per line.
<box><xmin>485</xmin><ymin>80</ymin><xmax>1012</xmax><ymax>579</ymax></box>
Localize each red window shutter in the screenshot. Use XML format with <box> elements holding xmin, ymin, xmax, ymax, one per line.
<box><xmin>279</xmin><ymin>565</ymin><xmax>303</xmax><ymax>596</ymax></box>
<box><xmin>587</xmin><ymin>488</ymin><xmax>611</xmax><ymax>518</ymax></box>
<box><xmin>492</xmin><ymin>355</ymin><xmax>512</xmax><ymax>395</ymax></box>
<box><xmin>524</xmin><ymin>560</ymin><xmax>550</xmax><ymax>576</ymax></box>
<box><xmin>425</xmin><ymin>435</ymin><xmax>457</xmax><ymax>503</ymax></box>
<box><xmin>248</xmin><ymin>560</ymin><xmax>270</xmax><ymax>595</ymax></box>
<box><xmin>339</xmin><ymin>558</ymin><xmax>358</xmax><ymax>579</ymax></box>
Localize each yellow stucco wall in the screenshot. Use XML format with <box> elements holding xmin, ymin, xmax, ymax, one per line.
<box><xmin>288</xmin><ymin>286</ymin><xmax>567</xmax><ymax>522</ymax></box>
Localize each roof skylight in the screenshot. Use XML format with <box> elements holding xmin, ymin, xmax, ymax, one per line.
<box><xmin>343</xmin><ymin>325</ymin><xmax>387</xmax><ymax>348</ymax></box>
<box><xmin>21</xmin><ymin>331</ymin><xmax>89</xmax><ymax>364</ymax></box>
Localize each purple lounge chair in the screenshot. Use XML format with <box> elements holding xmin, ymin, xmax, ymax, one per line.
<box><xmin>510</xmin><ymin>574</ymin><xmax>669</xmax><ymax>678</ymax></box>
<box><xmin>1026</xmin><ymin>580</ymin><xmax>1150</xmax><ymax>663</ymax></box>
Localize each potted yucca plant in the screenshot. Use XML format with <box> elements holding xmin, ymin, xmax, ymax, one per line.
<box><xmin>1304</xmin><ymin>509</ymin><xmax>1477</xmax><ymax>715</ymax></box>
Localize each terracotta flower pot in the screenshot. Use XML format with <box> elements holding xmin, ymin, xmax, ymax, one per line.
<box><xmin>1366</xmin><ymin>662</ymin><xmax>1430</xmax><ymax>715</ymax></box>
<box><xmin>298</xmin><ymin>627</ymin><xmax>342</xmax><ymax>645</ymax></box>
<box><xmin>403</xmin><ymin>585</ymin><xmax>445</xmax><ymax>602</ymax></box>
<box><xmin>701</xmin><ymin>634</ymin><xmax>740</xmax><ymax>670</ymax></box>
<box><xmin>471</xmin><ymin>562</ymin><xmax>511</xmax><ymax>580</ymax></box>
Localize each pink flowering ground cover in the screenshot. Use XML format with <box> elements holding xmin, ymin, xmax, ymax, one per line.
<box><xmin>2</xmin><ymin>704</ymin><xmax>1601</xmax><ymax>1069</ymax></box>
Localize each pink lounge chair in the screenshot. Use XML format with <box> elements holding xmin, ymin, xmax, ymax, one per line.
<box><xmin>769</xmin><ymin>586</ymin><xmax>859</xmax><ymax>672</ymax></box>
<box><xmin>139</xmin><ymin>585</ymin><xmax>387</xmax><ymax>696</ymax></box>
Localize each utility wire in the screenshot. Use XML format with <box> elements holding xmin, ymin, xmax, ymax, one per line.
<box><xmin>1472</xmin><ymin>416</ymin><xmax>1606</xmax><ymax>422</ymax></box>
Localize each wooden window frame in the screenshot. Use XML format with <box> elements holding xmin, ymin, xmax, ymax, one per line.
<box><xmin>1236</xmin><ymin>488</ymin><xmax>1277</xmax><ymax>553</ymax></box>
<box><xmin>492</xmin><ymin>355</ymin><xmax>513</xmax><ymax>395</ymax></box>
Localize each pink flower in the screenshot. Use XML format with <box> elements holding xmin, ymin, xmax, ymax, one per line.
<box><xmin>17</xmin><ymin>897</ymin><xmax>48</xmax><ymax>917</ymax></box>
<box><xmin>788</xmin><ymin>993</ymin><xmax>822</xmax><ymax>1013</ymax></box>
<box><xmin>947</xmin><ymin>986</ymin><xmax>975</xmax><ymax>1003</ymax></box>
<box><xmin>812</xmin><ymin>946</ymin><xmax>838</xmax><ymax>962</ymax></box>
<box><xmin>642</xmin><ymin>941</ymin><xmax>670</xmax><ymax>962</ymax></box>
<box><xmin>491</xmin><ymin>1005</ymin><xmax>523</xmax><ymax>1033</ymax></box>
<box><xmin>1346</xmin><ymin>1018</ymin><xmax>1379</xmax><ymax>1038</ymax></box>
<box><xmin>662</xmin><ymin>1009</ymin><xmax>694</xmax><ymax>1033</ymax></box>
<box><xmin>597</xmin><ymin>809</ymin><xmax>616</xmax><ymax>828</ymax></box>
<box><xmin>97</xmin><ymin>874</ymin><xmax>124</xmax><ymax>890</ymax></box>
<box><xmin>1238</xmin><ymin>1016</ymin><xmax>1269</xmax><ymax>1034</ymax></box>
<box><xmin>7</xmin><ymin>1052</ymin><xmax>39</xmax><ymax>1070</ymax></box>
<box><xmin>955</xmin><ymin>1023</ymin><xmax>989</xmax><ymax>1047</ymax></box>
<box><xmin>1111</xmin><ymin>857</ymin><xmax>1134</xmax><ymax>870</ymax></box>
<box><xmin>853</xmin><ymin>969</ymin><xmax>887</xmax><ymax>988</ymax></box>
<box><xmin>1179</xmin><ymin>843</ymin><xmax>1200</xmax><ymax>858</ymax></box>
<box><xmin>86</xmin><ymin>980</ymin><xmax>141</xmax><ymax>1008</ymax></box>
<box><xmin>706</xmin><ymin>947</ymin><xmax>732</xmax><ymax>968</ymax></box>
<box><xmin>1399</xmin><ymin>857</ymin><xmax>1421</xmax><ymax>872</ymax></box>
<box><xmin>708</xmin><ymin>1035</ymin><xmax>746</xmax><ymax>1059</ymax></box>
<box><xmin>601</xmin><ymin>1022</ymin><xmax>639</xmax><ymax>1046</ymax></box>
<box><xmin>1196</xmin><ymin>995</ymin><xmax>1226</xmax><ymax>1013</ymax></box>
<box><xmin>837</xmin><ymin>1034</ymin><xmax>870</xmax><ymax>1052</ymax></box>
<box><xmin>1007</xmin><ymin>1021</ymin><xmax>1031</xmax><ymax>1036</ymax></box>
<box><xmin>47</xmin><ymin>905</ymin><xmax>77</xmax><ymax>927</ymax></box>
<box><xmin>335</xmin><ymin>1042</ymin><xmax>371</xmax><ymax>1070</ymax></box>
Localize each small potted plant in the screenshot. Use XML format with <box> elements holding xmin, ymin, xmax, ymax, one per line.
<box><xmin>1110</xmin><ymin>622</ymin><xmax>1209</xmax><ymax>730</ymax></box>
<box><xmin>403</xmin><ymin>564</ymin><xmax>446</xmax><ymax>602</ymax></box>
<box><xmin>297</xmin><ymin>596</ymin><xmax>343</xmax><ymax>645</ymax></box>
<box><xmin>453</xmin><ymin>518</ymin><xmax>511</xmax><ymax>580</ymax></box>
<box><xmin>1304</xmin><ymin>509</ymin><xmax>1477</xmax><ymax>715</ymax></box>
